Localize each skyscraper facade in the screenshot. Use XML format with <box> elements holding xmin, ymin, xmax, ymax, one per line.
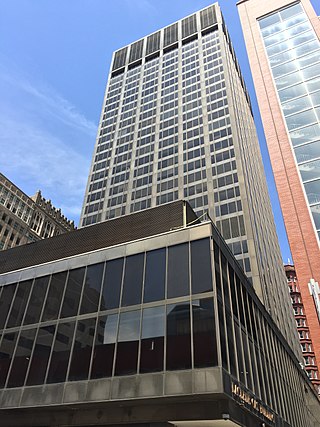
<box><xmin>238</xmin><ymin>0</ymin><xmax>320</xmax><ymax>386</ymax></box>
<box><xmin>0</xmin><ymin>173</ymin><xmax>75</xmax><ymax>251</ymax></box>
<box><xmin>80</xmin><ymin>3</ymin><xmax>299</xmax><ymax>354</ymax></box>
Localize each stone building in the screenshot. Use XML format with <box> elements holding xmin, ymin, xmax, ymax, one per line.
<box><xmin>0</xmin><ymin>173</ymin><xmax>75</xmax><ymax>250</ymax></box>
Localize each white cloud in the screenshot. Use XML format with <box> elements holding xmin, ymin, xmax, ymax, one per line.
<box><xmin>1</xmin><ymin>69</ymin><xmax>97</xmax><ymax>136</ymax></box>
<box><xmin>0</xmin><ymin>63</ymin><xmax>95</xmax><ymax>226</ymax></box>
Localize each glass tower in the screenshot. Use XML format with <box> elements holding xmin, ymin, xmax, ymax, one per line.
<box><xmin>259</xmin><ymin>2</ymin><xmax>320</xmax><ymax>239</ymax></box>
<box><xmin>80</xmin><ymin>3</ymin><xmax>300</xmax><ymax>356</ymax></box>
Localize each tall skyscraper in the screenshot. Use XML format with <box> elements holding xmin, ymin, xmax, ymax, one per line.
<box><xmin>238</xmin><ymin>0</ymin><xmax>320</xmax><ymax>389</ymax></box>
<box><xmin>80</xmin><ymin>3</ymin><xmax>299</xmax><ymax>354</ymax></box>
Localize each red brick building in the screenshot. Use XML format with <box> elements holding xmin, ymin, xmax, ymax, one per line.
<box><xmin>285</xmin><ymin>264</ymin><xmax>320</xmax><ymax>394</ymax></box>
<box><xmin>238</xmin><ymin>0</ymin><xmax>320</xmax><ymax>383</ymax></box>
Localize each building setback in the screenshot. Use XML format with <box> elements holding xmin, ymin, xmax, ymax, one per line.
<box><xmin>0</xmin><ymin>173</ymin><xmax>75</xmax><ymax>250</ymax></box>
<box><xmin>80</xmin><ymin>2</ymin><xmax>300</xmax><ymax>358</ymax></box>
<box><xmin>0</xmin><ymin>201</ymin><xmax>319</xmax><ymax>427</ymax></box>
<box><xmin>237</xmin><ymin>0</ymin><xmax>320</xmax><ymax>392</ymax></box>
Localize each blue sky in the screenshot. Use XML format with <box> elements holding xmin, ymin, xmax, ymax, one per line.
<box><xmin>1</xmin><ymin>0</ymin><xmax>319</xmax><ymax>261</ymax></box>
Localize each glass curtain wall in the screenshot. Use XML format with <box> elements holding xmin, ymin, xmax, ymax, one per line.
<box><xmin>259</xmin><ymin>2</ymin><xmax>320</xmax><ymax>240</ymax></box>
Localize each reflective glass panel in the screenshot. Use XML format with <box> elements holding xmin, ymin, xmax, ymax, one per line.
<box><xmin>304</xmin><ymin>179</ymin><xmax>320</xmax><ymax>204</ymax></box>
<box><xmin>26</xmin><ymin>325</ymin><xmax>55</xmax><ymax>385</ymax></box>
<box><xmin>311</xmin><ymin>204</ymin><xmax>320</xmax><ymax>229</ymax></box>
<box><xmin>214</xmin><ymin>243</ymin><xmax>222</xmax><ymax>297</ymax></box>
<box><xmin>100</xmin><ymin>258</ymin><xmax>123</xmax><ymax>310</ymax></box>
<box><xmin>191</xmin><ymin>238</ymin><xmax>213</xmax><ymax>294</ymax></box>
<box><xmin>259</xmin><ymin>13</ymin><xmax>280</xmax><ymax>31</ymax></box>
<box><xmin>226</xmin><ymin>312</ymin><xmax>237</xmax><ymax>376</ymax></box>
<box><xmin>167</xmin><ymin>243</ymin><xmax>189</xmax><ymax>298</ymax></box>
<box><xmin>0</xmin><ymin>285</ymin><xmax>16</xmax><ymax>330</ymax></box>
<box><xmin>91</xmin><ymin>314</ymin><xmax>118</xmax><ymax>379</ymax></box>
<box><xmin>24</xmin><ymin>276</ymin><xmax>49</xmax><ymax>325</ymax></box>
<box><xmin>279</xmin><ymin>83</ymin><xmax>307</xmax><ymax>102</ymax></box>
<box><xmin>115</xmin><ymin>310</ymin><xmax>140</xmax><ymax>375</ymax></box>
<box><xmin>80</xmin><ymin>263</ymin><xmax>104</xmax><ymax>314</ymax></box>
<box><xmin>297</xmin><ymin>50</ymin><xmax>320</xmax><ymax>68</ymax></box>
<box><xmin>166</xmin><ymin>302</ymin><xmax>191</xmax><ymax>370</ymax></box>
<box><xmin>121</xmin><ymin>254</ymin><xmax>144</xmax><ymax>307</ymax></box>
<box><xmin>302</xmin><ymin>63</ymin><xmax>320</xmax><ymax>81</ymax></box>
<box><xmin>270</xmin><ymin>50</ymin><xmax>296</xmax><ymax>68</ymax></box>
<box><xmin>286</xmin><ymin>109</ymin><xmax>317</xmax><ymax>131</ymax></box>
<box><xmin>143</xmin><ymin>248</ymin><xmax>166</xmax><ymax>303</ymax></box>
<box><xmin>60</xmin><ymin>268</ymin><xmax>85</xmax><ymax>318</ymax></box>
<box><xmin>0</xmin><ymin>332</ymin><xmax>18</xmax><ymax>387</ymax></box>
<box><xmin>295</xmin><ymin>41</ymin><xmax>320</xmax><ymax>60</ymax></box>
<box><xmin>42</xmin><ymin>272</ymin><xmax>67</xmax><ymax>322</ymax></box>
<box><xmin>283</xmin><ymin>12</ymin><xmax>306</xmax><ymax>29</ymax></box>
<box><xmin>140</xmin><ymin>306</ymin><xmax>165</xmax><ymax>373</ymax></box>
<box><xmin>290</xmin><ymin>123</ymin><xmax>320</xmax><ymax>146</ymax></box>
<box><xmin>47</xmin><ymin>321</ymin><xmax>75</xmax><ymax>384</ymax></box>
<box><xmin>299</xmin><ymin>159</ymin><xmax>320</xmax><ymax>181</ymax></box>
<box><xmin>192</xmin><ymin>298</ymin><xmax>217</xmax><ymax>367</ymax></box>
<box><xmin>306</xmin><ymin>77</ymin><xmax>320</xmax><ymax>93</ymax></box>
<box><xmin>311</xmin><ymin>91</ymin><xmax>320</xmax><ymax>106</ymax></box>
<box><xmin>218</xmin><ymin>298</ymin><xmax>228</xmax><ymax>369</ymax></box>
<box><xmin>280</xmin><ymin>4</ymin><xmax>303</xmax><ymax>21</ymax></box>
<box><xmin>7</xmin><ymin>329</ymin><xmax>36</xmax><ymax>388</ymax></box>
<box><xmin>275</xmin><ymin>72</ymin><xmax>302</xmax><ymax>91</ymax></box>
<box><xmin>294</xmin><ymin>140</ymin><xmax>320</xmax><ymax>163</ymax></box>
<box><xmin>229</xmin><ymin>264</ymin><xmax>238</xmax><ymax>318</ymax></box>
<box><xmin>68</xmin><ymin>317</ymin><xmax>96</xmax><ymax>381</ymax></box>
<box><xmin>282</xmin><ymin>95</ymin><xmax>312</xmax><ymax>116</ymax></box>
<box><xmin>7</xmin><ymin>280</ymin><xmax>32</xmax><ymax>328</ymax></box>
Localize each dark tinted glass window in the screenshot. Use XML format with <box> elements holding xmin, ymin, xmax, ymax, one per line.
<box><xmin>26</xmin><ymin>325</ymin><xmax>55</xmax><ymax>386</ymax></box>
<box><xmin>7</xmin><ymin>280</ymin><xmax>32</xmax><ymax>328</ymax></box>
<box><xmin>236</xmin><ymin>277</ymin><xmax>245</xmax><ymax>327</ymax></box>
<box><xmin>0</xmin><ymin>332</ymin><xmax>18</xmax><ymax>387</ymax></box>
<box><xmin>80</xmin><ymin>264</ymin><xmax>104</xmax><ymax>314</ymax></box>
<box><xmin>243</xmin><ymin>291</ymin><xmax>252</xmax><ymax>336</ymax></box>
<box><xmin>100</xmin><ymin>258</ymin><xmax>123</xmax><ymax>310</ymax></box>
<box><xmin>7</xmin><ymin>329</ymin><xmax>36</xmax><ymax>388</ymax></box>
<box><xmin>226</xmin><ymin>313</ymin><xmax>237</xmax><ymax>376</ymax></box>
<box><xmin>221</xmin><ymin>255</ymin><xmax>230</xmax><ymax>309</ymax></box>
<box><xmin>69</xmin><ymin>318</ymin><xmax>96</xmax><ymax>381</ymax></box>
<box><xmin>91</xmin><ymin>314</ymin><xmax>118</xmax><ymax>379</ymax></box>
<box><xmin>167</xmin><ymin>243</ymin><xmax>189</xmax><ymax>298</ymax></box>
<box><xmin>228</xmin><ymin>265</ymin><xmax>238</xmax><ymax>318</ymax></box>
<box><xmin>214</xmin><ymin>244</ymin><xmax>222</xmax><ymax>297</ymax></box>
<box><xmin>193</xmin><ymin>298</ymin><xmax>217</xmax><ymax>367</ymax></box>
<box><xmin>242</xmin><ymin>330</ymin><xmax>252</xmax><ymax>390</ymax></box>
<box><xmin>47</xmin><ymin>322</ymin><xmax>75</xmax><ymax>384</ymax></box>
<box><xmin>166</xmin><ymin>302</ymin><xmax>191</xmax><ymax>370</ymax></box>
<box><xmin>115</xmin><ymin>310</ymin><xmax>140</xmax><ymax>375</ymax></box>
<box><xmin>61</xmin><ymin>268</ymin><xmax>85</xmax><ymax>318</ymax></box>
<box><xmin>234</xmin><ymin>323</ymin><xmax>245</xmax><ymax>384</ymax></box>
<box><xmin>140</xmin><ymin>306</ymin><xmax>165</xmax><ymax>373</ymax></box>
<box><xmin>24</xmin><ymin>276</ymin><xmax>49</xmax><ymax>325</ymax></box>
<box><xmin>248</xmin><ymin>295</ymin><xmax>257</xmax><ymax>342</ymax></box>
<box><xmin>191</xmin><ymin>239</ymin><xmax>213</xmax><ymax>294</ymax></box>
<box><xmin>121</xmin><ymin>254</ymin><xmax>144</xmax><ymax>307</ymax></box>
<box><xmin>42</xmin><ymin>272</ymin><xmax>67</xmax><ymax>322</ymax></box>
<box><xmin>0</xmin><ymin>285</ymin><xmax>16</xmax><ymax>330</ymax></box>
<box><xmin>218</xmin><ymin>300</ymin><xmax>228</xmax><ymax>370</ymax></box>
<box><xmin>143</xmin><ymin>249</ymin><xmax>166</xmax><ymax>303</ymax></box>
